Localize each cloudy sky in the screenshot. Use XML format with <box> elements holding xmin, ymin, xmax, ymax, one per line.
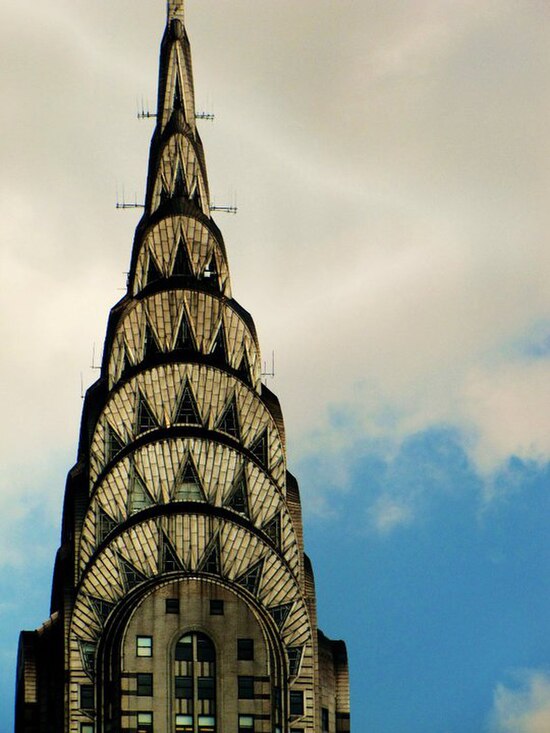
<box><xmin>1</xmin><ymin>1</ymin><xmax>549</xmax><ymax>731</ymax></box>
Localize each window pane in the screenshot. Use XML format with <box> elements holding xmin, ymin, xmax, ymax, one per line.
<box><xmin>237</xmin><ymin>638</ymin><xmax>254</xmax><ymax>660</ymax></box>
<box><xmin>197</xmin><ymin>676</ymin><xmax>215</xmax><ymax>700</ymax></box>
<box><xmin>290</xmin><ymin>690</ymin><xmax>304</xmax><ymax>716</ymax></box>
<box><xmin>137</xmin><ymin>712</ymin><xmax>153</xmax><ymax>733</ymax></box>
<box><xmin>209</xmin><ymin>599</ymin><xmax>224</xmax><ymax>615</ymax></box>
<box><xmin>175</xmin><ymin>675</ymin><xmax>193</xmax><ymax>699</ymax></box>
<box><xmin>197</xmin><ymin>635</ymin><xmax>215</xmax><ymax>662</ymax></box>
<box><xmin>136</xmin><ymin>636</ymin><xmax>152</xmax><ymax>657</ymax></box>
<box><xmin>322</xmin><ymin>706</ymin><xmax>329</xmax><ymax>731</ymax></box>
<box><xmin>175</xmin><ymin>714</ymin><xmax>193</xmax><ymax>733</ymax></box>
<box><xmin>239</xmin><ymin>715</ymin><xmax>254</xmax><ymax>729</ymax></box>
<box><xmin>81</xmin><ymin>726</ymin><xmax>94</xmax><ymax>733</ymax></box>
<box><xmin>198</xmin><ymin>716</ymin><xmax>216</xmax><ymax>732</ymax></box>
<box><xmin>80</xmin><ymin>685</ymin><xmax>94</xmax><ymax>710</ymax></box>
<box><xmin>238</xmin><ymin>676</ymin><xmax>254</xmax><ymax>699</ymax></box>
<box><xmin>137</xmin><ymin>673</ymin><xmax>153</xmax><ymax>696</ymax></box>
<box><xmin>175</xmin><ymin>635</ymin><xmax>193</xmax><ymax>661</ymax></box>
<box><xmin>166</xmin><ymin>598</ymin><xmax>180</xmax><ymax>614</ymax></box>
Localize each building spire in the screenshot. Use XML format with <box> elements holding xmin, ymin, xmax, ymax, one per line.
<box><xmin>168</xmin><ymin>0</ymin><xmax>185</xmax><ymax>22</ymax></box>
<box><xmin>14</xmin><ymin>6</ymin><xmax>350</xmax><ymax>732</ymax></box>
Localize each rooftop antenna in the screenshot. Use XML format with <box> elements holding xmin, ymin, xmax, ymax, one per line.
<box><xmin>198</xmin><ymin>93</ymin><xmax>215</xmax><ymax>122</ymax></box>
<box><xmin>80</xmin><ymin>372</ymin><xmax>84</xmax><ymax>400</ymax></box>
<box><xmin>137</xmin><ymin>100</ymin><xmax>215</xmax><ymax>122</ymax></box>
<box><xmin>91</xmin><ymin>343</ymin><xmax>101</xmax><ymax>371</ymax></box>
<box><xmin>137</xmin><ymin>97</ymin><xmax>157</xmax><ymax>120</ymax></box>
<box><xmin>261</xmin><ymin>351</ymin><xmax>276</xmax><ymax>380</ymax></box>
<box><xmin>211</xmin><ymin>191</ymin><xmax>238</xmax><ymax>215</ymax></box>
<box><xmin>116</xmin><ymin>186</ymin><xmax>145</xmax><ymax>210</ymax></box>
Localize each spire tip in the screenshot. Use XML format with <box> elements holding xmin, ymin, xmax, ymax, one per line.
<box><xmin>167</xmin><ymin>1</ymin><xmax>185</xmax><ymax>22</ymax></box>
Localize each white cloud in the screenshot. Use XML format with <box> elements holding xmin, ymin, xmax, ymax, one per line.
<box><xmin>490</xmin><ymin>671</ymin><xmax>550</xmax><ymax>733</ymax></box>
<box><xmin>369</xmin><ymin>495</ymin><xmax>414</xmax><ymax>535</ymax></box>
<box><xmin>462</xmin><ymin>360</ymin><xmax>550</xmax><ymax>472</ymax></box>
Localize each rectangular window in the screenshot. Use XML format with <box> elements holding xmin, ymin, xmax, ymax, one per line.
<box><xmin>175</xmin><ymin>635</ymin><xmax>193</xmax><ymax>661</ymax></box>
<box><xmin>175</xmin><ymin>675</ymin><xmax>193</xmax><ymax>699</ymax></box>
<box><xmin>81</xmin><ymin>642</ymin><xmax>95</xmax><ymax>673</ymax></box>
<box><xmin>290</xmin><ymin>690</ymin><xmax>304</xmax><ymax>716</ymax></box>
<box><xmin>197</xmin><ymin>676</ymin><xmax>216</xmax><ymax>700</ymax></box>
<box><xmin>136</xmin><ymin>673</ymin><xmax>153</xmax><ymax>696</ymax></box>
<box><xmin>175</xmin><ymin>714</ymin><xmax>193</xmax><ymax>733</ymax></box>
<box><xmin>137</xmin><ymin>712</ymin><xmax>153</xmax><ymax>733</ymax></box>
<box><xmin>197</xmin><ymin>636</ymin><xmax>215</xmax><ymax>662</ymax></box>
<box><xmin>238</xmin><ymin>715</ymin><xmax>254</xmax><ymax>732</ymax></box>
<box><xmin>198</xmin><ymin>716</ymin><xmax>216</xmax><ymax>733</ymax></box>
<box><xmin>237</xmin><ymin>638</ymin><xmax>254</xmax><ymax>660</ymax></box>
<box><xmin>209</xmin><ymin>599</ymin><xmax>224</xmax><ymax>615</ymax></box>
<box><xmin>238</xmin><ymin>675</ymin><xmax>255</xmax><ymax>699</ymax></box>
<box><xmin>322</xmin><ymin>706</ymin><xmax>329</xmax><ymax>731</ymax></box>
<box><xmin>80</xmin><ymin>684</ymin><xmax>94</xmax><ymax>710</ymax></box>
<box><xmin>166</xmin><ymin>598</ymin><xmax>180</xmax><ymax>614</ymax></box>
<box><xmin>136</xmin><ymin>635</ymin><xmax>152</xmax><ymax>657</ymax></box>
<box><xmin>81</xmin><ymin>725</ymin><xmax>95</xmax><ymax>733</ymax></box>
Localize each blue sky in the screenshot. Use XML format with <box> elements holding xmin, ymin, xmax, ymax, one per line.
<box><xmin>1</xmin><ymin>1</ymin><xmax>549</xmax><ymax>731</ymax></box>
<box><xmin>300</xmin><ymin>428</ymin><xmax>550</xmax><ymax>732</ymax></box>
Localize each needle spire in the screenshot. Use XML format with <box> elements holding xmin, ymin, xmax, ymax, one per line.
<box><xmin>167</xmin><ymin>0</ymin><xmax>185</xmax><ymax>22</ymax></box>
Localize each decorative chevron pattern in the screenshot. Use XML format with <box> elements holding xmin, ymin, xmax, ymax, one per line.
<box><xmin>108</xmin><ymin>290</ymin><xmax>261</xmax><ymax>389</ymax></box>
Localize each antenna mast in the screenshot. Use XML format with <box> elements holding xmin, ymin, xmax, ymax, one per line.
<box><xmin>167</xmin><ymin>1</ymin><xmax>185</xmax><ymax>22</ymax></box>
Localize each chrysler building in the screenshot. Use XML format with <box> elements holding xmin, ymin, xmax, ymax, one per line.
<box><xmin>15</xmin><ymin>4</ymin><xmax>350</xmax><ymax>732</ymax></box>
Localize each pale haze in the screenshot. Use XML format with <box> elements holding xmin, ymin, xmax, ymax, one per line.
<box><xmin>0</xmin><ymin>2</ymin><xmax>549</xmax><ymax>731</ymax></box>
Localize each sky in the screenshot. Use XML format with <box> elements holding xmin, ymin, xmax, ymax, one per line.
<box><xmin>0</xmin><ymin>1</ymin><xmax>549</xmax><ymax>731</ymax></box>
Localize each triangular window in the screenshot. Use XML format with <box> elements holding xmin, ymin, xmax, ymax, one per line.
<box><xmin>174</xmin><ymin>309</ymin><xmax>195</xmax><ymax>351</ymax></box>
<box><xmin>128</xmin><ymin>473</ymin><xmax>154</xmax><ymax>514</ymax></box>
<box><xmin>120</xmin><ymin>347</ymin><xmax>132</xmax><ymax>380</ymax></box>
<box><xmin>161</xmin><ymin>534</ymin><xmax>183</xmax><ymax>573</ymax></box>
<box><xmin>287</xmin><ymin>646</ymin><xmax>304</xmax><ymax>677</ymax></box>
<box><xmin>200</xmin><ymin>538</ymin><xmax>221</xmax><ymax>575</ymax></box>
<box><xmin>143</xmin><ymin>322</ymin><xmax>161</xmax><ymax>360</ymax></box>
<box><xmin>210</xmin><ymin>323</ymin><xmax>227</xmax><ymax>363</ymax></box>
<box><xmin>105</xmin><ymin>423</ymin><xmax>125</xmax><ymax>463</ymax></box>
<box><xmin>147</xmin><ymin>253</ymin><xmax>163</xmax><ymax>285</ymax></box>
<box><xmin>263</xmin><ymin>513</ymin><xmax>281</xmax><ymax>547</ymax></box>
<box><xmin>79</xmin><ymin>641</ymin><xmax>96</xmax><ymax>677</ymax></box>
<box><xmin>173</xmin><ymin>457</ymin><xmax>205</xmax><ymax>502</ymax></box>
<box><xmin>237</xmin><ymin>350</ymin><xmax>252</xmax><ymax>386</ymax></box>
<box><xmin>216</xmin><ymin>396</ymin><xmax>240</xmax><ymax>440</ymax></box>
<box><xmin>193</xmin><ymin>186</ymin><xmax>202</xmax><ymax>211</ymax></box>
<box><xmin>97</xmin><ymin>508</ymin><xmax>117</xmax><ymax>544</ymax></box>
<box><xmin>226</xmin><ymin>475</ymin><xmax>249</xmax><ymax>517</ymax></box>
<box><xmin>269</xmin><ymin>602</ymin><xmax>293</xmax><ymax>629</ymax></box>
<box><xmin>172</xmin><ymin>237</ymin><xmax>193</xmax><ymax>278</ymax></box>
<box><xmin>236</xmin><ymin>559</ymin><xmax>264</xmax><ymax>596</ymax></box>
<box><xmin>119</xmin><ymin>556</ymin><xmax>147</xmax><ymax>589</ymax></box>
<box><xmin>173</xmin><ymin>76</ymin><xmax>184</xmax><ymax>112</ymax></box>
<box><xmin>137</xmin><ymin>393</ymin><xmax>158</xmax><ymax>434</ymax></box>
<box><xmin>89</xmin><ymin>596</ymin><xmax>114</xmax><ymax>624</ymax></box>
<box><xmin>203</xmin><ymin>254</ymin><xmax>219</xmax><ymax>290</ymax></box>
<box><xmin>173</xmin><ymin>163</ymin><xmax>188</xmax><ymax>198</ymax></box>
<box><xmin>250</xmin><ymin>429</ymin><xmax>269</xmax><ymax>468</ymax></box>
<box><xmin>174</xmin><ymin>383</ymin><xmax>201</xmax><ymax>426</ymax></box>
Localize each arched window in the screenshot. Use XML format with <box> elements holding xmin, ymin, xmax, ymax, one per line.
<box><xmin>174</xmin><ymin>632</ymin><xmax>216</xmax><ymax>733</ymax></box>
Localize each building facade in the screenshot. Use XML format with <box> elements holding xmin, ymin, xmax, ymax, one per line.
<box><xmin>15</xmin><ymin>3</ymin><xmax>350</xmax><ymax>732</ymax></box>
